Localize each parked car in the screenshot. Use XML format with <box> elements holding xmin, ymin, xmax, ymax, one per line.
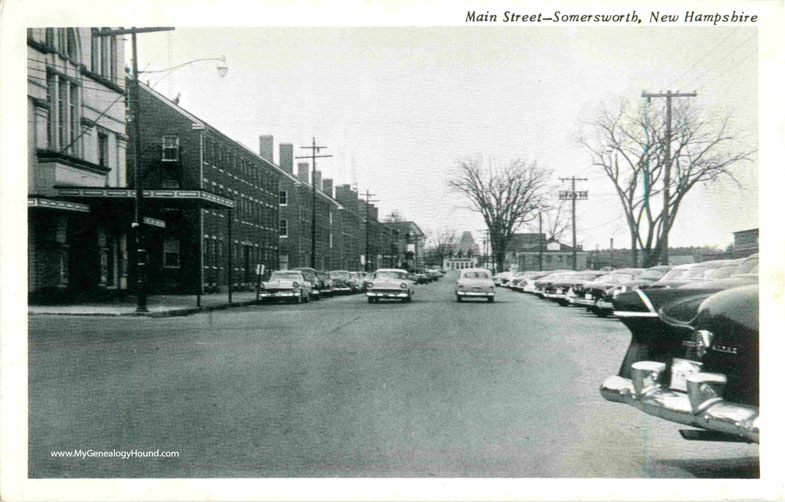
<box><xmin>573</xmin><ymin>269</ymin><xmax>643</xmax><ymax>316</ymax></box>
<box><xmin>258</xmin><ymin>270</ymin><xmax>312</xmax><ymax>304</ymax></box>
<box><xmin>548</xmin><ymin>271</ymin><xmax>606</xmax><ymax>306</ymax></box>
<box><xmin>291</xmin><ymin>267</ymin><xmax>322</xmax><ymax>300</ymax></box>
<box><xmin>366</xmin><ymin>269</ymin><xmax>414</xmax><ymax>303</ymax></box>
<box><xmin>316</xmin><ymin>271</ymin><xmax>336</xmax><ymax>297</ymax></box>
<box><xmin>347</xmin><ymin>272</ymin><xmax>363</xmax><ymax>293</ymax></box>
<box><xmin>604</xmin><ymin>265</ymin><xmax>673</xmax><ymax>298</ymax></box>
<box><xmin>601</xmin><ymin>284</ymin><xmax>759</xmax><ymax>443</ymax></box>
<box><xmin>521</xmin><ymin>271</ymin><xmax>551</xmax><ymax>293</ymax></box>
<box><xmin>645</xmin><ymin>260</ymin><xmax>730</xmax><ymax>290</ymax></box>
<box><xmin>455</xmin><ymin>268</ymin><xmax>495</xmax><ymax>302</ymax></box>
<box><xmin>360</xmin><ymin>272</ymin><xmax>373</xmax><ymax>291</ymax></box>
<box><xmin>532</xmin><ymin>270</ymin><xmax>571</xmax><ymax>298</ymax></box>
<box><xmin>328</xmin><ymin>270</ymin><xmax>353</xmax><ymax>294</ymax></box>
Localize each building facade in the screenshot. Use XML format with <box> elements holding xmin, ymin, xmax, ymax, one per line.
<box><xmin>27</xmin><ymin>27</ymin><xmax>131</xmax><ymax>300</ymax></box>
<box><xmin>443</xmin><ymin>231</ymin><xmax>481</xmax><ymax>270</ymax></box>
<box><xmin>124</xmin><ymin>83</ymin><xmax>280</xmax><ymax>294</ymax></box>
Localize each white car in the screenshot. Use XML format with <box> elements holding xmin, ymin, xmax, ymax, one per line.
<box><xmin>456</xmin><ymin>268</ymin><xmax>495</xmax><ymax>302</ymax></box>
<box><xmin>366</xmin><ymin>269</ymin><xmax>414</xmax><ymax>303</ymax></box>
<box><xmin>258</xmin><ymin>270</ymin><xmax>313</xmax><ymax>304</ymax></box>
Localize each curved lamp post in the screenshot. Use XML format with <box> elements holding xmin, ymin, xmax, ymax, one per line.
<box><xmin>142</xmin><ymin>55</ymin><xmax>229</xmax><ymax>87</ymax></box>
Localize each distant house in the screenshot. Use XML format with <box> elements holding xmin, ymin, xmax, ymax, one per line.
<box><xmin>514</xmin><ymin>236</ymin><xmax>588</xmax><ymax>271</ymax></box>
<box><xmin>443</xmin><ymin>231</ymin><xmax>481</xmax><ymax>270</ymax></box>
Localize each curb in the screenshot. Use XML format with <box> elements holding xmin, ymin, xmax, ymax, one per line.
<box><xmin>29</xmin><ymin>299</ymin><xmax>265</xmax><ymax>318</ymax></box>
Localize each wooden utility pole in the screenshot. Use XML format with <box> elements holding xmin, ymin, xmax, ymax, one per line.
<box><xmin>559</xmin><ymin>177</ymin><xmax>588</xmax><ymax>270</ymax></box>
<box><xmin>296</xmin><ymin>138</ymin><xmax>332</xmax><ymax>269</ymax></box>
<box><xmin>361</xmin><ymin>190</ymin><xmax>379</xmax><ymax>272</ymax></box>
<box><xmin>538</xmin><ymin>212</ymin><xmax>543</xmax><ymax>271</ymax></box>
<box><xmin>641</xmin><ymin>90</ymin><xmax>697</xmax><ymax>266</ymax></box>
<box><xmin>94</xmin><ymin>27</ymin><xmax>174</xmax><ymax>313</ymax></box>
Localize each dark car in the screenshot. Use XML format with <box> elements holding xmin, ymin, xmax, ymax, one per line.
<box><xmin>573</xmin><ymin>269</ymin><xmax>643</xmax><ymax>316</ymax></box>
<box><xmin>328</xmin><ymin>270</ymin><xmax>353</xmax><ymax>294</ymax></box>
<box><xmin>316</xmin><ymin>271</ymin><xmax>335</xmax><ymax>297</ymax></box>
<box><xmin>546</xmin><ymin>271</ymin><xmax>605</xmax><ymax>306</ymax></box>
<box><xmin>291</xmin><ymin>267</ymin><xmax>321</xmax><ymax>300</ymax></box>
<box><xmin>601</xmin><ymin>284</ymin><xmax>759</xmax><ymax>443</ymax></box>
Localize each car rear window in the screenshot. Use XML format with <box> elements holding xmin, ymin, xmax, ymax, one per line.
<box><xmin>375</xmin><ymin>271</ymin><xmax>407</xmax><ymax>280</ymax></box>
<box><xmin>271</xmin><ymin>272</ymin><xmax>301</xmax><ymax>281</ymax></box>
<box><xmin>462</xmin><ymin>271</ymin><xmax>490</xmax><ymax>280</ymax></box>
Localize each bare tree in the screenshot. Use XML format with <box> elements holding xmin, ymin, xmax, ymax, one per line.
<box><xmin>543</xmin><ymin>198</ymin><xmax>570</xmax><ymax>242</ymax></box>
<box><xmin>580</xmin><ymin>100</ymin><xmax>755</xmax><ymax>267</ymax></box>
<box><xmin>426</xmin><ymin>228</ymin><xmax>457</xmax><ymax>266</ymax></box>
<box><xmin>448</xmin><ymin>158</ymin><xmax>550</xmax><ymax>272</ymax></box>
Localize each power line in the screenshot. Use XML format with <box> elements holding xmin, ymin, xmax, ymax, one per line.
<box><xmin>664</xmin><ymin>28</ymin><xmax>742</xmax><ymax>90</ymax></box>
<box><xmin>680</xmin><ymin>31</ymin><xmax>757</xmax><ymax>91</ymax></box>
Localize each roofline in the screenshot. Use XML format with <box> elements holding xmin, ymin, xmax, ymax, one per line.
<box><xmin>135</xmin><ymin>78</ymin><xmax>344</xmax><ymax>210</ymax></box>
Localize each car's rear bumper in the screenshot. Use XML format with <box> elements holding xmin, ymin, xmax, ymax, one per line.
<box><xmin>600</xmin><ymin>364</ymin><xmax>759</xmax><ymax>443</ymax></box>
<box><xmin>367</xmin><ymin>290</ymin><xmax>410</xmax><ymax>298</ymax></box>
<box><xmin>259</xmin><ymin>291</ymin><xmax>297</xmax><ymax>298</ymax></box>
<box><xmin>574</xmin><ymin>298</ymin><xmax>596</xmax><ymax>306</ymax></box>
<box><xmin>456</xmin><ymin>290</ymin><xmax>494</xmax><ymax>297</ymax></box>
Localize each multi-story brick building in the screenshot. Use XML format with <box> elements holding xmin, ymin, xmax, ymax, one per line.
<box><xmin>382</xmin><ymin>221</ymin><xmax>425</xmax><ymax>271</ymax></box>
<box><xmin>122</xmin><ymin>83</ymin><xmax>284</xmax><ymax>294</ymax></box>
<box><xmin>261</xmin><ymin>136</ymin><xmax>344</xmax><ymax>271</ymax></box>
<box><xmin>27</xmin><ymin>28</ymin><xmax>132</xmax><ymax>300</ymax></box>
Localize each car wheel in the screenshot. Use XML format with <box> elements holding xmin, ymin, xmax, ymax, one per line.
<box><xmin>488</xmin><ymin>297</ymin><xmax>494</xmax><ymax>303</ymax></box>
<box><xmin>404</xmin><ymin>296</ymin><xmax>412</xmax><ymax>303</ymax></box>
<box><xmin>596</xmin><ymin>309</ymin><xmax>610</xmax><ymax>318</ymax></box>
<box><xmin>456</xmin><ymin>295</ymin><xmax>462</xmax><ymax>302</ymax></box>
<box><xmin>367</xmin><ymin>297</ymin><xmax>374</xmax><ymax>304</ymax></box>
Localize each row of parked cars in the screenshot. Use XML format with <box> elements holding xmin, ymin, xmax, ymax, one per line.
<box><xmin>258</xmin><ymin>266</ymin><xmax>446</xmax><ymax>304</ymax></box>
<box><xmin>501</xmin><ymin>255</ymin><xmax>761</xmax><ymax>445</ymax></box>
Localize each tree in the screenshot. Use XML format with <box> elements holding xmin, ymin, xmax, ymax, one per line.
<box><xmin>580</xmin><ymin>100</ymin><xmax>755</xmax><ymax>267</ymax></box>
<box><xmin>543</xmin><ymin>198</ymin><xmax>570</xmax><ymax>242</ymax></box>
<box><xmin>425</xmin><ymin>228</ymin><xmax>457</xmax><ymax>267</ymax></box>
<box><xmin>448</xmin><ymin>158</ymin><xmax>550</xmax><ymax>272</ymax></box>
<box><xmin>383</xmin><ymin>210</ymin><xmax>405</xmax><ymax>223</ymax></box>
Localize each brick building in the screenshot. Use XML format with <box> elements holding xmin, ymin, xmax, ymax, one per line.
<box><xmin>123</xmin><ymin>83</ymin><xmax>283</xmax><ymax>294</ymax></box>
<box><xmin>262</xmin><ymin>136</ymin><xmax>344</xmax><ymax>271</ymax></box>
<box><xmin>27</xmin><ymin>28</ymin><xmax>132</xmax><ymax>300</ymax></box>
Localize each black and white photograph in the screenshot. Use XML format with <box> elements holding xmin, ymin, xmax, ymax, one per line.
<box><xmin>1</xmin><ymin>0</ymin><xmax>783</xmax><ymax>500</ymax></box>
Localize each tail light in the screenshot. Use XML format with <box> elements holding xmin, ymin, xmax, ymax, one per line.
<box><xmin>400</xmin><ymin>283</ymin><xmax>407</xmax><ymax>289</ymax></box>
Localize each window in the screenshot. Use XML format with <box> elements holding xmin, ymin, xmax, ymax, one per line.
<box><xmin>66</xmin><ymin>29</ymin><xmax>77</xmax><ymax>60</ymax></box>
<box><xmin>48</xmin><ymin>74</ymin><xmax>80</xmax><ymax>154</ymax></box>
<box><xmin>279</xmin><ymin>190</ymin><xmax>288</xmax><ymax>206</ymax></box>
<box><xmin>98</xmin><ymin>132</ymin><xmax>108</xmax><ymax>167</ymax></box>
<box><xmin>163</xmin><ymin>237</ymin><xmax>180</xmax><ymax>268</ymax></box>
<box><xmin>110</xmin><ymin>36</ymin><xmax>117</xmax><ymax>80</ymax></box>
<box><xmin>280</xmin><ymin>219</ymin><xmax>288</xmax><ymax>237</ymax></box>
<box><xmin>162</xmin><ymin>136</ymin><xmax>179</xmax><ymax>161</ymax></box>
<box><xmin>91</xmin><ymin>29</ymin><xmax>99</xmax><ymax>72</ymax></box>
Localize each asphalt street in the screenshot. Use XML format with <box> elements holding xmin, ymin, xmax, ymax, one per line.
<box><xmin>28</xmin><ymin>273</ymin><xmax>759</xmax><ymax>478</ymax></box>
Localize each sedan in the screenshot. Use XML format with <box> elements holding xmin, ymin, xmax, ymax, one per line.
<box><xmin>258</xmin><ymin>270</ymin><xmax>312</xmax><ymax>304</ymax></box>
<box><xmin>366</xmin><ymin>269</ymin><xmax>415</xmax><ymax>303</ymax></box>
<box><xmin>455</xmin><ymin>268</ymin><xmax>495</xmax><ymax>302</ymax></box>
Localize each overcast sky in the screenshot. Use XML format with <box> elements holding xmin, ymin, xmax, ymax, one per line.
<box><xmin>133</xmin><ymin>27</ymin><xmax>757</xmax><ymax>250</ymax></box>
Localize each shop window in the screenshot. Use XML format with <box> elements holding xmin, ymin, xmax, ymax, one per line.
<box><xmin>162</xmin><ymin>136</ymin><xmax>179</xmax><ymax>162</ymax></box>
<box><xmin>163</xmin><ymin>237</ymin><xmax>181</xmax><ymax>268</ymax></box>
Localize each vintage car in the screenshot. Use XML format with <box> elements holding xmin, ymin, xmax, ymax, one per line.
<box><xmin>573</xmin><ymin>268</ymin><xmax>643</xmax><ymax>316</ymax></box>
<box><xmin>328</xmin><ymin>270</ymin><xmax>353</xmax><ymax>294</ymax></box>
<box><xmin>455</xmin><ymin>268</ymin><xmax>495</xmax><ymax>302</ymax></box>
<box><xmin>604</xmin><ymin>265</ymin><xmax>673</xmax><ymax>298</ymax></box>
<box><xmin>546</xmin><ymin>271</ymin><xmax>605</xmax><ymax>306</ymax></box>
<box><xmin>601</xmin><ymin>284</ymin><xmax>759</xmax><ymax>443</ymax></box>
<box><xmin>645</xmin><ymin>260</ymin><xmax>730</xmax><ymax>290</ymax></box>
<box><xmin>348</xmin><ymin>272</ymin><xmax>363</xmax><ymax>293</ymax></box>
<box><xmin>316</xmin><ymin>271</ymin><xmax>336</xmax><ymax>297</ymax></box>
<box><xmin>291</xmin><ymin>267</ymin><xmax>322</xmax><ymax>300</ymax></box>
<box><xmin>532</xmin><ymin>270</ymin><xmax>572</xmax><ymax>298</ymax></box>
<box><xmin>366</xmin><ymin>268</ymin><xmax>414</xmax><ymax>303</ymax></box>
<box><xmin>520</xmin><ymin>271</ymin><xmax>551</xmax><ymax>293</ymax></box>
<box><xmin>258</xmin><ymin>270</ymin><xmax>313</xmax><ymax>303</ymax></box>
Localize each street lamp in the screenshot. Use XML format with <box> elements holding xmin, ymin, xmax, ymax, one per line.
<box><xmin>142</xmin><ymin>55</ymin><xmax>229</xmax><ymax>85</ymax></box>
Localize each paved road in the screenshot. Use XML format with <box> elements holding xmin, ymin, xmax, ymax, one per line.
<box><xmin>29</xmin><ymin>273</ymin><xmax>759</xmax><ymax>478</ymax></box>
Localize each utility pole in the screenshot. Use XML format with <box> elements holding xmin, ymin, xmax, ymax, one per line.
<box><xmin>94</xmin><ymin>27</ymin><xmax>174</xmax><ymax>313</ymax></box>
<box><xmin>361</xmin><ymin>190</ymin><xmax>379</xmax><ymax>272</ymax></box>
<box><xmin>296</xmin><ymin>138</ymin><xmax>331</xmax><ymax>269</ymax></box>
<box><xmin>538</xmin><ymin>212</ymin><xmax>543</xmax><ymax>271</ymax></box>
<box><xmin>642</xmin><ymin>90</ymin><xmax>697</xmax><ymax>266</ymax></box>
<box><xmin>559</xmin><ymin>176</ymin><xmax>589</xmax><ymax>270</ymax></box>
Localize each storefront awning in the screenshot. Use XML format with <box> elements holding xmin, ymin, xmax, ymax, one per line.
<box><xmin>28</xmin><ymin>197</ymin><xmax>90</xmax><ymax>213</ymax></box>
<box><xmin>55</xmin><ymin>187</ymin><xmax>235</xmax><ymax>209</ymax></box>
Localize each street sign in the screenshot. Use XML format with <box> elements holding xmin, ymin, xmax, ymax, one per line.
<box><xmin>256</xmin><ymin>264</ymin><xmax>265</xmax><ymax>275</ymax></box>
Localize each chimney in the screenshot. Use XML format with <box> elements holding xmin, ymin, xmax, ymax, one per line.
<box><xmin>372</xmin><ymin>206</ymin><xmax>378</xmax><ymax>221</ymax></box>
<box><xmin>313</xmin><ymin>170</ymin><xmax>322</xmax><ymax>191</ymax></box>
<box><xmin>279</xmin><ymin>143</ymin><xmax>293</xmax><ymax>174</ymax></box>
<box><xmin>259</xmin><ymin>135</ymin><xmax>274</xmax><ymax>163</ymax></box>
<box><xmin>323</xmin><ymin>178</ymin><xmax>334</xmax><ymax>198</ymax></box>
<box><xmin>297</xmin><ymin>162</ymin><xmax>309</xmax><ymax>184</ymax></box>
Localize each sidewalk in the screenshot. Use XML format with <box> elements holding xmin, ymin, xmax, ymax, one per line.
<box><xmin>28</xmin><ymin>291</ymin><xmax>264</xmax><ymax>318</ymax></box>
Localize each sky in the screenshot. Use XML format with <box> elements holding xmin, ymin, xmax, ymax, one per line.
<box><xmin>133</xmin><ymin>26</ymin><xmax>758</xmax><ymax>251</ymax></box>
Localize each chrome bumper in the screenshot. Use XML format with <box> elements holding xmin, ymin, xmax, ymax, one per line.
<box><xmin>367</xmin><ymin>291</ymin><xmax>409</xmax><ymax>298</ymax></box>
<box><xmin>596</xmin><ymin>299</ymin><xmax>614</xmax><ymax>310</ymax></box>
<box><xmin>600</xmin><ymin>362</ymin><xmax>759</xmax><ymax>443</ymax></box>
<box><xmin>575</xmin><ymin>298</ymin><xmax>596</xmax><ymax>306</ymax></box>
<box><xmin>456</xmin><ymin>290</ymin><xmax>494</xmax><ymax>297</ymax></box>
